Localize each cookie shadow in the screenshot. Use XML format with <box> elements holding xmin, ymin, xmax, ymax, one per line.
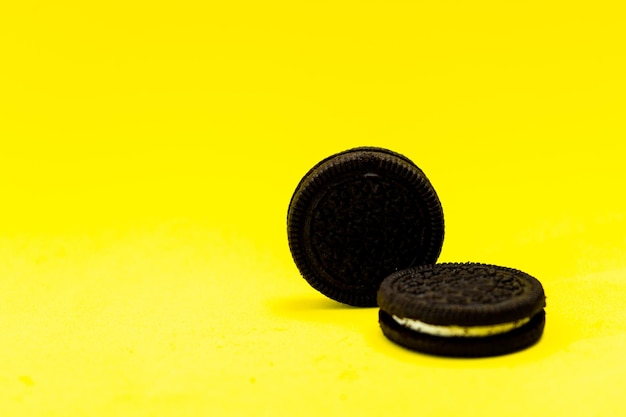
<box><xmin>266</xmin><ymin>294</ymin><xmax>377</xmax><ymax>327</ymax></box>
<box><xmin>269</xmin><ymin>294</ymin><xmax>359</xmax><ymax>312</ymax></box>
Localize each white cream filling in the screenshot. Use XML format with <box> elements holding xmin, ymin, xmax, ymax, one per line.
<box><xmin>392</xmin><ymin>315</ymin><xmax>531</xmax><ymax>338</ymax></box>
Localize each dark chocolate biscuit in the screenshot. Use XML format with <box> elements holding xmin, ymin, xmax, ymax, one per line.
<box><xmin>287</xmin><ymin>147</ymin><xmax>444</xmax><ymax>307</ymax></box>
<box><xmin>377</xmin><ymin>263</ymin><xmax>546</xmax><ymax>357</ymax></box>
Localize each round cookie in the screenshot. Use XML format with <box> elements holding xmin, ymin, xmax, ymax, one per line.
<box><xmin>287</xmin><ymin>147</ymin><xmax>444</xmax><ymax>307</ymax></box>
<box><xmin>377</xmin><ymin>263</ymin><xmax>546</xmax><ymax>357</ymax></box>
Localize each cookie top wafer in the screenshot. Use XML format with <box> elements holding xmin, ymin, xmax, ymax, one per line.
<box><xmin>377</xmin><ymin>263</ymin><xmax>546</xmax><ymax>326</ymax></box>
<box><xmin>287</xmin><ymin>147</ymin><xmax>444</xmax><ymax>307</ymax></box>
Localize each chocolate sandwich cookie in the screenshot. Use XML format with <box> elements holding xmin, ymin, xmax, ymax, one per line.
<box><xmin>377</xmin><ymin>263</ymin><xmax>546</xmax><ymax>357</ymax></box>
<box><xmin>287</xmin><ymin>147</ymin><xmax>444</xmax><ymax>307</ymax></box>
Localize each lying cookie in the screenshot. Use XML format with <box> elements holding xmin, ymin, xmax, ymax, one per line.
<box><xmin>287</xmin><ymin>147</ymin><xmax>444</xmax><ymax>307</ymax></box>
<box><xmin>377</xmin><ymin>263</ymin><xmax>546</xmax><ymax>357</ymax></box>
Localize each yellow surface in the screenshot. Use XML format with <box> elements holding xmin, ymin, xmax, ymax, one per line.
<box><xmin>1</xmin><ymin>1</ymin><xmax>626</xmax><ymax>415</ymax></box>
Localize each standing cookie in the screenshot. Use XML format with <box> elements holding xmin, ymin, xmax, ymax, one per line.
<box><xmin>377</xmin><ymin>263</ymin><xmax>546</xmax><ymax>357</ymax></box>
<box><xmin>287</xmin><ymin>147</ymin><xmax>444</xmax><ymax>307</ymax></box>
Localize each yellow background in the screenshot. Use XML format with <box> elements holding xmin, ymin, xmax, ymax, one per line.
<box><xmin>1</xmin><ymin>1</ymin><xmax>625</xmax><ymax>415</ymax></box>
